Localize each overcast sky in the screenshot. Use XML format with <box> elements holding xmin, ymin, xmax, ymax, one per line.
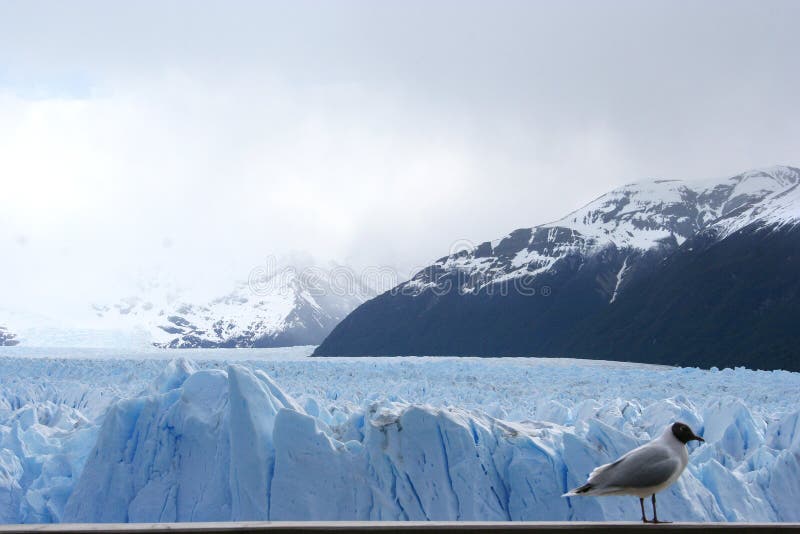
<box><xmin>1</xmin><ymin>0</ymin><xmax>799</xmax><ymax>319</ymax></box>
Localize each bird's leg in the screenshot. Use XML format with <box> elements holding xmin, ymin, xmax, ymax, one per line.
<box><xmin>651</xmin><ymin>494</ymin><xmax>672</xmax><ymax>524</ymax></box>
<box><xmin>640</xmin><ymin>497</ymin><xmax>649</xmax><ymax>523</ymax></box>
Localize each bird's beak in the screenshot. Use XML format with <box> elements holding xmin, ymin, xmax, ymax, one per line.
<box><xmin>693</xmin><ymin>435</ymin><xmax>705</xmax><ymax>443</ymax></box>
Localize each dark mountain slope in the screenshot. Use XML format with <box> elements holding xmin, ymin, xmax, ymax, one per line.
<box><xmin>564</xmin><ymin>225</ymin><xmax>800</xmax><ymax>370</ymax></box>
<box><xmin>315</xmin><ymin>166</ymin><xmax>800</xmax><ymax>370</ymax></box>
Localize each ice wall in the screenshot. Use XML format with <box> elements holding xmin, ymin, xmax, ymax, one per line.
<box><xmin>52</xmin><ymin>363</ymin><xmax>800</xmax><ymax>522</ymax></box>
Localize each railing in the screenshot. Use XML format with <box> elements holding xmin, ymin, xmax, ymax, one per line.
<box><xmin>1</xmin><ymin>523</ymin><xmax>799</xmax><ymax>533</ymax></box>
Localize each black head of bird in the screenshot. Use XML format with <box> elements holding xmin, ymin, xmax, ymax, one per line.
<box><xmin>671</xmin><ymin>422</ymin><xmax>704</xmax><ymax>444</ymax></box>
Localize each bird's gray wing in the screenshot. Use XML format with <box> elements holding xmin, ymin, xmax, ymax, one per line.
<box><xmin>588</xmin><ymin>444</ymin><xmax>680</xmax><ymax>489</ymax></box>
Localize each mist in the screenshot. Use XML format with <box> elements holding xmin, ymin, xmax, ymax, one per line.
<box><xmin>2</xmin><ymin>0</ymin><xmax>799</xmax><ymax>323</ymax></box>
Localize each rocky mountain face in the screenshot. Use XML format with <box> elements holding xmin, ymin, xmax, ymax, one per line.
<box><xmin>0</xmin><ymin>326</ymin><xmax>18</xmax><ymax>346</ymax></box>
<box><xmin>94</xmin><ymin>267</ymin><xmax>372</xmax><ymax>349</ymax></box>
<box><xmin>315</xmin><ymin>166</ymin><xmax>800</xmax><ymax>371</ymax></box>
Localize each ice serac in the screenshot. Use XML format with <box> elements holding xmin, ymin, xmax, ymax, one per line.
<box><xmin>0</xmin><ymin>401</ymin><xmax>95</xmax><ymax>523</ymax></box>
<box><xmin>62</xmin><ymin>363</ymin><xmax>302</xmax><ymax>523</ymax></box>
<box><xmin>315</xmin><ymin>166</ymin><xmax>800</xmax><ymax>371</ymax></box>
<box><xmin>0</xmin><ymin>449</ymin><xmax>23</xmax><ymax>523</ymax></box>
<box><xmin>228</xmin><ymin>365</ymin><xmax>304</xmax><ymax>520</ymax></box>
<box><xmin>53</xmin><ymin>360</ymin><xmax>800</xmax><ymax>523</ymax></box>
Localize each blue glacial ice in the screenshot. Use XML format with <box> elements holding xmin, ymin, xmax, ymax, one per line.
<box><xmin>0</xmin><ymin>351</ymin><xmax>799</xmax><ymax>523</ymax></box>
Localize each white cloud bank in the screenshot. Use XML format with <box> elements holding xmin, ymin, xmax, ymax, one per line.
<box><xmin>1</xmin><ymin>1</ymin><xmax>799</xmax><ymax>322</ymax></box>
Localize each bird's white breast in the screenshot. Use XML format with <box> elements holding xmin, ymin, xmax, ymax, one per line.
<box><xmin>629</xmin><ymin>433</ymin><xmax>689</xmax><ymax>498</ymax></box>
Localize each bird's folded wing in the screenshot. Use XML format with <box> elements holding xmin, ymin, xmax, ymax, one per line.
<box><xmin>588</xmin><ymin>445</ymin><xmax>679</xmax><ymax>489</ymax></box>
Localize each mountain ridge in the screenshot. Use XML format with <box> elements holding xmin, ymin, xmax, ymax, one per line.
<box><xmin>92</xmin><ymin>265</ymin><xmax>373</xmax><ymax>349</ymax></box>
<box><xmin>314</xmin><ymin>165</ymin><xmax>800</xmax><ymax>370</ymax></box>
<box><xmin>404</xmin><ymin>165</ymin><xmax>800</xmax><ymax>296</ymax></box>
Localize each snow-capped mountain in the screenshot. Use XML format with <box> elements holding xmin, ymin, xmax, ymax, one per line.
<box><xmin>0</xmin><ymin>326</ymin><xmax>18</xmax><ymax>346</ymax></box>
<box><xmin>404</xmin><ymin>165</ymin><xmax>800</xmax><ymax>295</ymax></box>
<box><xmin>315</xmin><ymin>166</ymin><xmax>800</xmax><ymax>370</ymax></box>
<box><xmin>94</xmin><ymin>265</ymin><xmax>373</xmax><ymax>348</ymax></box>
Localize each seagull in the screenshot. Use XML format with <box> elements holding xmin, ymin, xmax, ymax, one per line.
<box><xmin>563</xmin><ymin>422</ymin><xmax>704</xmax><ymax>523</ymax></box>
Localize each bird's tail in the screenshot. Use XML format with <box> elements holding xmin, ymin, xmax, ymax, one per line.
<box><xmin>562</xmin><ymin>483</ymin><xmax>593</xmax><ymax>497</ymax></box>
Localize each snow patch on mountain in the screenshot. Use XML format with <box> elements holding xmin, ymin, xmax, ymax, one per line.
<box><xmin>609</xmin><ymin>256</ymin><xmax>630</xmax><ymax>304</ymax></box>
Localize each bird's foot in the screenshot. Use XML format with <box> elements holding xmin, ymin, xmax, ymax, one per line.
<box><xmin>650</xmin><ymin>519</ymin><xmax>672</xmax><ymax>524</ymax></box>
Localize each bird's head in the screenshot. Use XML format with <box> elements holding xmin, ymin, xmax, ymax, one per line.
<box><xmin>671</xmin><ymin>422</ymin><xmax>704</xmax><ymax>444</ymax></box>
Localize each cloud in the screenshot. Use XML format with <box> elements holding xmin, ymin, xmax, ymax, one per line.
<box><xmin>1</xmin><ymin>0</ymin><xmax>799</xmax><ymax>321</ymax></box>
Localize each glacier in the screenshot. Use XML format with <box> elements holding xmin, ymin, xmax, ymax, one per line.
<box><xmin>0</xmin><ymin>349</ymin><xmax>799</xmax><ymax>523</ymax></box>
